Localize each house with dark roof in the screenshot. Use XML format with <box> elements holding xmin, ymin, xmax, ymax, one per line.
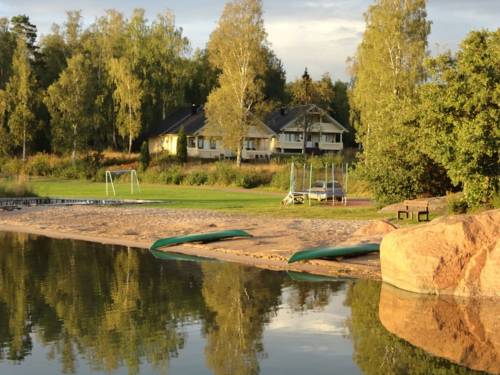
<box><xmin>148</xmin><ymin>104</ymin><xmax>348</xmax><ymax>159</ymax></box>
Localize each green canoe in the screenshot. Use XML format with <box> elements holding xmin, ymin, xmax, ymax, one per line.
<box><xmin>287</xmin><ymin>271</ymin><xmax>344</xmax><ymax>283</ymax></box>
<box><xmin>150</xmin><ymin>229</ymin><xmax>252</xmax><ymax>250</ymax></box>
<box><xmin>288</xmin><ymin>243</ymin><xmax>380</xmax><ymax>264</ymax></box>
<box><xmin>149</xmin><ymin>249</ymin><xmax>218</xmax><ymax>263</ymax></box>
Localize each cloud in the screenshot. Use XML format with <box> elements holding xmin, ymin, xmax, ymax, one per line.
<box><xmin>266</xmin><ymin>17</ymin><xmax>364</xmax><ymax>80</ymax></box>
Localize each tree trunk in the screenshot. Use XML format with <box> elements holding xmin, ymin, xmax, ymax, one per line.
<box><xmin>22</xmin><ymin>125</ymin><xmax>26</xmax><ymax>161</ymax></box>
<box><xmin>128</xmin><ymin>83</ymin><xmax>133</xmax><ymax>155</ymax></box>
<box><xmin>72</xmin><ymin>125</ymin><xmax>77</xmax><ymax>163</ymax></box>
<box><xmin>236</xmin><ymin>145</ymin><xmax>242</xmax><ymax>168</ymax></box>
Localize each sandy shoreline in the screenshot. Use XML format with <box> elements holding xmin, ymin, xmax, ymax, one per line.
<box><xmin>0</xmin><ymin>206</ymin><xmax>384</xmax><ymax>279</ymax></box>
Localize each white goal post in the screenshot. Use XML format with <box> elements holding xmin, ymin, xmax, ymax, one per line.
<box><xmin>105</xmin><ymin>170</ymin><xmax>141</xmax><ymax>196</ymax></box>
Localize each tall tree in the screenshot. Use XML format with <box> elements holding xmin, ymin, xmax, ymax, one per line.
<box><xmin>0</xmin><ymin>18</ymin><xmax>16</xmax><ymax>89</ymax></box>
<box><xmin>349</xmin><ymin>0</ymin><xmax>433</xmax><ymax>204</ymax></box>
<box><xmin>287</xmin><ymin>70</ymin><xmax>336</xmax><ymax>154</ymax></box>
<box><xmin>5</xmin><ymin>36</ymin><xmax>36</xmax><ymax>161</ymax></box>
<box><xmin>45</xmin><ymin>54</ymin><xmax>95</xmax><ymax>161</ymax></box>
<box><xmin>108</xmin><ymin>57</ymin><xmax>143</xmax><ymax>154</ymax></box>
<box><xmin>0</xmin><ymin>89</ymin><xmax>12</xmax><ymax>156</ymax></box>
<box><xmin>206</xmin><ymin>0</ymin><xmax>267</xmax><ymax>167</ymax></box>
<box><xmin>419</xmin><ymin>30</ymin><xmax>500</xmax><ymax>206</ymax></box>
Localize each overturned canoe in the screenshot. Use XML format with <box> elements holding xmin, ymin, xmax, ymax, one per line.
<box><xmin>150</xmin><ymin>229</ymin><xmax>252</xmax><ymax>250</ymax></box>
<box><xmin>287</xmin><ymin>271</ymin><xmax>346</xmax><ymax>283</ymax></box>
<box><xmin>288</xmin><ymin>243</ymin><xmax>380</xmax><ymax>264</ymax></box>
<box><xmin>149</xmin><ymin>249</ymin><xmax>218</xmax><ymax>263</ymax></box>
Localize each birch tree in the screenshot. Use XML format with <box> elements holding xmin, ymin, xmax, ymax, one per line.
<box><xmin>205</xmin><ymin>0</ymin><xmax>267</xmax><ymax>166</ymax></box>
<box><xmin>108</xmin><ymin>57</ymin><xmax>142</xmax><ymax>154</ymax></box>
<box><xmin>349</xmin><ymin>0</ymin><xmax>435</xmax><ymax>204</ymax></box>
<box><xmin>45</xmin><ymin>53</ymin><xmax>94</xmax><ymax>161</ymax></box>
<box><xmin>6</xmin><ymin>36</ymin><xmax>36</xmax><ymax>161</ymax></box>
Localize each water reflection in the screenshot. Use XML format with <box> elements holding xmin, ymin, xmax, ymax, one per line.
<box><xmin>379</xmin><ymin>284</ymin><xmax>500</xmax><ymax>375</ymax></box>
<box><xmin>0</xmin><ymin>232</ymin><xmax>494</xmax><ymax>375</ymax></box>
<box><xmin>345</xmin><ymin>280</ymin><xmax>487</xmax><ymax>375</ymax></box>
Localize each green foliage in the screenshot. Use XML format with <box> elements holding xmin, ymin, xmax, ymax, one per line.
<box><xmin>5</xmin><ymin>36</ymin><xmax>37</xmax><ymax>160</ymax></box>
<box><xmin>185</xmin><ymin>171</ymin><xmax>208</xmax><ymax>185</ymax></box>
<box><xmin>138</xmin><ymin>141</ymin><xmax>150</xmax><ymax>170</ymax></box>
<box><xmin>176</xmin><ymin>127</ymin><xmax>188</xmax><ymax>163</ymax></box>
<box><xmin>419</xmin><ymin>30</ymin><xmax>500</xmax><ymax>207</ymax></box>
<box><xmin>446</xmin><ymin>193</ymin><xmax>468</xmax><ymax>215</ymax></box>
<box><xmin>44</xmin><ymin>53</ymin><xmax>95</xmax><ymax>160</ymax></box>
<box><xmin>349</xmin><ymin>0</ymin><xmax>435</xmax><ymax>205</ymax></box>
<box><xmin>108</xmin><ymin>57</ymin><xmax>143</xmax><ymax>154</ymax></box>
<box><xmin>206</xmin><ymin>0</ymin><xmax>267</xmax><ymax>166</ymax></box>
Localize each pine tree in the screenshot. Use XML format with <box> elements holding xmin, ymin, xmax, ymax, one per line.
<box><xmin>5</xmin><ymin>36</ymin><xmax>36</xmax><ymax>161</ymax></box>
<box><xmin>176</xmin><ymin>126</ymin><xmax>187</xmax><ymax>163</ymax></box>
<box><xmin>205</xmin><ymin>0</ymin><xmax>267</xmax><ymax>167</ymax></box>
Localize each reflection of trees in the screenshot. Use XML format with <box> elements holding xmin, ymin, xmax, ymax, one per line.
<box><xmin>0</xmin><ymin>232</ymin><xmax>206</xmax><ymax>374</ymax></box>
<box><xmin>345</xmin><ymin>280</ymin><xmax>482</xmax><ymax>375</ymax></box>
<box><xmin>201</xmin><ymin>263</ymin><xmax>283</xmax><ymax>375</ymax></box>
<box><xmin>281</xmin><ymin>279</ymin><xmax>344</xmax><ymax>312</ymax></box>
<box><xmin>0</xmin><ymin>233</ymin><xmax>32</xmax><ymax>361</ymax></box>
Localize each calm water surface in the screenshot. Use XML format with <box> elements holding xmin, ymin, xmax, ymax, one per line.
<box><xmin>0</xmin><ymin>232</ymin><xmax>493</xmax><ymax>374</ymax></box>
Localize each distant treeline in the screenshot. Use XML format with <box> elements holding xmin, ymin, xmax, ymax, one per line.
<box><xmin>0</xmin><ymin>9</ymin><xmax>352</xmax><ymax>160</ymax></box>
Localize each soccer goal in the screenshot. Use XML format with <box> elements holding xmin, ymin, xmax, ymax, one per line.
<box><xmin>105</xmin><ymin>170</ymin><xmax>141</xmax><ymax>197</ymax></box>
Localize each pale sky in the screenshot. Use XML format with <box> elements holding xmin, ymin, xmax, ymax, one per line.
<box><xmin>1</xmin><ymin>0</ymin><xmax>499</xmax><ymax>81</ymax></box>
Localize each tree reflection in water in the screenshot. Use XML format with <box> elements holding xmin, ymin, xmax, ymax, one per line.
<box><xmin>1</xmin><ymin>232</ymin><xmax>488</xmax><ymax>375</ymax></box>
<box><xmin>0</xmin><ymin>232</ymin><xmax>205</xmax><ymax>374</ymax></box>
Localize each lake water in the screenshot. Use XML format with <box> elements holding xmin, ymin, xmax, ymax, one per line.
<box><xmin>0</xmin><ymin>232</ymin><xmax>494</xmax><ymax>375</ymax></box>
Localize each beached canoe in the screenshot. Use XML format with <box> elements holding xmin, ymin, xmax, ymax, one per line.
<box><xmin>149</xmin><ymin>249</ymin><xmax>218</xmax><ymax>263</ymax></box>
<box><xmin>288</xmin><ymin>243</ymin><xmax>380</xmax><ymax>264</ymax></box>
<box><xmin>150</xmin><ymin>229</ymin><xmax>252</xmax><ymax>250</ymax></box>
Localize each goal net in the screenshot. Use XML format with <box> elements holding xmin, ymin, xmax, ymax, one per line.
<box><xmin>105</xmin><ymin>170</ymin><xmax>141</xmax><ymax>197</ymax></box>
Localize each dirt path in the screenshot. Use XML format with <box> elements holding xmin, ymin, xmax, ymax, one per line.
<box><xmin>0</xmin><ymin>206</ymin><xmax>383</xmax><ymax>279</ymax></box>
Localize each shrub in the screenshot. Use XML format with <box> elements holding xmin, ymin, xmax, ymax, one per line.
<box><xmin>25</xmin><ymin>153</ymin><xmax>53</xmax><ymax>176</ymax></box>
<box><xmin>235</xmin><ymin>169</ymin><xmax>272</xmax><ymax>189</ymax></box>
<box><xmin>185</xmin><ymin>171</ymin><xmax>208</xmax><ymax>185</ymax></box>
<box><xmin>139</xmin><ymin>141</ymin><xmax>151</xmax><ymax>170</ymax></box>
<box><xmin>164</xmin><ymin>166</ymin><xmax>184</xmax><ymax>185</ymax></box>
<box><xmin>447</xmin><ymin>193</ymin><xmax>468</xmax><ymax>214</ymax></box>
<box><xmin>0</xmin><ymin>180</ymin><xmax>36</xmax><ymax>197</ymax></box>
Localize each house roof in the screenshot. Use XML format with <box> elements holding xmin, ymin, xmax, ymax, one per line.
<box><xmin>265</xmin><ymin>105</ymin><xmax>310</xmax><ymax>133</ymax></box>
<box><xmin>149</xmin><ymin>104</ymin><xmax>348</xmax><ymax>138</ymax></box>
<box><xmin>149</xmin><ymin>106</ymin><xmax>205</xmax><ymax>137</ymax></box>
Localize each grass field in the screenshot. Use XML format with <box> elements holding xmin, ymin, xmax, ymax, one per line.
<box><xmin>23</xmin><ymin>178</ymin><xmax>391</xmax><ymax>220</ymax></box>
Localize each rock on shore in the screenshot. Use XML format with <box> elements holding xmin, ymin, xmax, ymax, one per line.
<box><xmin>380</xmin><ymin>209</ymin><xmax>500</xmax><ymax>297</ymax></box>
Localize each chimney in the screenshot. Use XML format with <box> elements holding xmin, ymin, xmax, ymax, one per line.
<box><xmin>191</xmin><ymin>104</ymin><xmax>198</xmax><ymax>115</ymax></box>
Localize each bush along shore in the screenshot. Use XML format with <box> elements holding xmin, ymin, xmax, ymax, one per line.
<box><xmin>0</xmin><ymin>152</ymin><xmax>371</xmax><ymax>195</ymax></box>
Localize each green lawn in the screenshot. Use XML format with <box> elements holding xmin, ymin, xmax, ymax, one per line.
<box><xmin>28</xmin><ymin>178</ymin><xmax>391</xmax><ymax>220</ymax></box>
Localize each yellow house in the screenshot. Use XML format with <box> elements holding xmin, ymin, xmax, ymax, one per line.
<box><xmin>148</xmin><ymin>104</ymin><xmax>348</xmax><ymax>159</ymax></box>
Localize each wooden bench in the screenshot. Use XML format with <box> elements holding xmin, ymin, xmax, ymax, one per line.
<box><xmin>397</xmin><ymin>200</ymin><xmax>430</xmax><ymax>222</ymax></box>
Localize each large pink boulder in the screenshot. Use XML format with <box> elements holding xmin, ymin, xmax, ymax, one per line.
<box><xmin>380</xmin><ymin>209</ymin><xmax>500</xmax><ymax>297</ymax></box>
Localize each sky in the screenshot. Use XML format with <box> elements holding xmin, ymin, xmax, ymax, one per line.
<box><xmin>1</xmin><ymin>0</ymin><xmax>499</xmax><ymax>81</ymax></box>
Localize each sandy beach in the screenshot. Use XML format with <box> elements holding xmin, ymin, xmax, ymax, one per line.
<box><xmin>0</xmin><ymin>205</ymin><xmax>386</xmax><ymax>279</ymax></box>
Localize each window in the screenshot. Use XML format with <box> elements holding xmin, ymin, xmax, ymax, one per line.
<box><xmin>245</xmin><ymin>139</ymin><xmax>255</xmax><ymax>150</ymax></box>
<box><xmin>324</xmin><ymin>134</ymin><xmax>341</xmax><ymax>143</ymax></box>
<box><xmin>307</xmin><ymin>134</ymin><xmax>312</xmax><ymax>142</ymax></box>
<box><xmin>187</xmin><ymin>137</ymin><xmax>195</xmax><ymax>148</ymax></box>
<box><xmin>210</xmin><ymin>138</ymin><xmax>217</xmax><ymax>150</ymax></box>
<box><xmin>197</xmin><ymin>137</ymin><xmax>204</xmax><ymax>149</ymax></box>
